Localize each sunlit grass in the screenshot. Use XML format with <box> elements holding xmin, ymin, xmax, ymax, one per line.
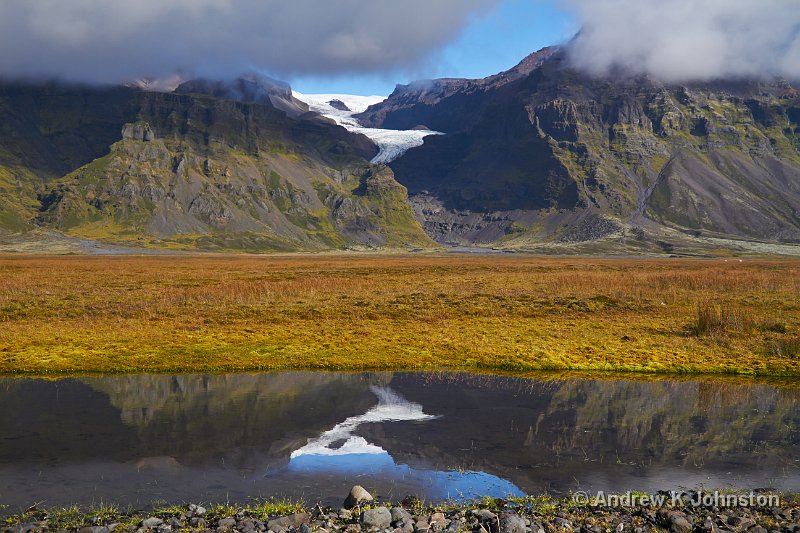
<box><xmin>0</xmin><ymin>254</ymin><xmax>798</xmax><ymax>376</ymax></box>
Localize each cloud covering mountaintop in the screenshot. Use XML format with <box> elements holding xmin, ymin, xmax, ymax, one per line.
<box><xmin>0</xmin><ymin>0</ymin><xmax>498</xmax><ymax>83</ymax></box>
<box><xmin>565</xmin><ymin>0</ymin><xmax>800</xmax><ymax>81</ymax></box>
<box><xmin>0</xmin><ymin>0</ymin><xmax>798</xmax><ymax>86</ymax></box>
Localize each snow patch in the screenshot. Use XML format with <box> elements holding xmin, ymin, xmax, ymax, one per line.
<box><xmin>293</xmin><ymin>91</ymin><xmax>443</xmax><ymax>164</ymax></box>
<box><xmin>290</xmin><ymin>386</ymin><xmax>437</xmax><ymax>458</ymax></box>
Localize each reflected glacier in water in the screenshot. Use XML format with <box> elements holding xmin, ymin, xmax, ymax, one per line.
<box><xmin>0</xmin><ymin>371</ymin><xmax>798</xmax><ymax>511</ymax></box>
<box><xmin>284</xmin><ymin>386</ymin><xmax>523</xmax><ymax>501</ymax></box>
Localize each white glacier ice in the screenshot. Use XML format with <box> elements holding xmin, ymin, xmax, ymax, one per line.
<box><xmin>289</xmin><ymin>386</ymin><xmax>437</xmax><ymax>458</ymax></box>
<box><xmin>292</xmin><ymin>91</ymin><xmax>443</xmax><ymax>164</ymax></box>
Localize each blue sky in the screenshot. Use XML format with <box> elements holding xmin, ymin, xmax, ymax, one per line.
<box><xmin>290</xmin><ymin>0</ymin><xmax>577</xmax><ymax>96</ymax></box>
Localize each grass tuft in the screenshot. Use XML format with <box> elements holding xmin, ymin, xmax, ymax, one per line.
<box><xmin>770</xmin><ymin>335</ymin><xmax>800</xmax><ymax>359</ymax></box>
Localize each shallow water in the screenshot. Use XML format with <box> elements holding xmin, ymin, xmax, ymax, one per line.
<box><xmin>0</xmin><ymin>372</ymin><xmax>798</xmax><ymax>510</ymax></box>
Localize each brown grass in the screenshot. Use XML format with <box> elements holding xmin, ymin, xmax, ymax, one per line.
<box><xmin>0</xmin><ymin>254</ymin><xmax>798</xmax><ymax>376</ymax></box>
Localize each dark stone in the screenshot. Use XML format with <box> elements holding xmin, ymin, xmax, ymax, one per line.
<box><xmin>268</xmin><ymin>514</ymin><xmax>309</xmax><ymax>531</ymax></box>
<box><xmin>79</xmin><ymin>527</ymin><xmax>108</xmax><ymax>533</ymax></box>
<box><xmin>391</xmin><ymin>508</ymin><xmax>415</xmax><ymax>532</ymax></box>
<box><xmin>473</xmin><ymin>511</ymin><xmax>497</xmax><ymax>522</ymax></box>
<box><xmin>141</xmin><ymin>518</ymin><xmax>163</xmax><ymax>529</ymax></box>
<box><xmin>328</xmin><ymin>100</ymin><xmax>351</xmax><ymax>112</ymax></box>
<box><xmin>658</xmin><ymin>511</ymin><xmax>691</xmax><ymax>533</ymax></box>
<box><xmin>499</xmin><ymin>514</ymin><xmax>526</xmax><ymax>533</ymax></box>
<box><xmin>362</xmin><ymin>507</ymin><xmax>392</xmax><ymax>530</ymax></box>
<box><xmin>217</xmin><ymin>518</ymin><xmax>237</xmax><ymax>530</ymax></box>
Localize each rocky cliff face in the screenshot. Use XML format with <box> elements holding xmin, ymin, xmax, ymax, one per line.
<box><xmin>174</xmin><ymin>73</ymin><xmax>310</xmax><ymax>118</ymax></box>
<box><xmin>359</xmin><ymin>48</ymin><xmax>800</xmax><ymax>252</ymax></box>
<box><xmin>2</xmin><ymin>50</ymin><xmax>800</xmax><ymax>254</ymax></box>
<box><xmin>0</xmin><ymin>81</ymin><xmax>433</xmax><ymax>251</ymax></box>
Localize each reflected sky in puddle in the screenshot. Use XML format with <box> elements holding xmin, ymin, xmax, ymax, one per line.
<box><xmin>284</xmin><ymin>386</ymin><xmax>523</xmax><ymax>501</ymax></box>
<box><xmin>0</xmin><ymin>371</ymin><xmax>798</xmax><ymax>511</ymax></box>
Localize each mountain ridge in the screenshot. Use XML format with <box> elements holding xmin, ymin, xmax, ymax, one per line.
<box><xmin>1</xmin><ymin>45</ymin><xmax>800</xmax><ymax>255</ymax></box>
<box><xmin>0</xmin><ymin>80</ymin><xmax>434</xmax><ymax>251</ymax></box>
<box><xmin>357</xmin><ymin>48</ymin><xmax>800</xmax><ymax>253</ymax></box>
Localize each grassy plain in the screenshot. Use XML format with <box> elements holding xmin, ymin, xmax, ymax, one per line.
<box><xmin>0</xmin><ymin>254</ymin><xmax>798</xmax><ymax>376</ymax></box>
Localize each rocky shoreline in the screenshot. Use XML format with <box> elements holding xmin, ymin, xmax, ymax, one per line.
<box><xmin>2</xmin><ymin>487</ymin><xmax>798</xmax><ymax>533</ymax></box>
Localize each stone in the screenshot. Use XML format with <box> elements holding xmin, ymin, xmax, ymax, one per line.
<box><xmin>670</xmin><ymin>516</ymin><xmax>692</xmax><ymax>533</ymax></box>
<box><xmin>122</xmin><ymin>123</ymin><xmax>155</xmax><ymax>142</ymax></box>
<box><xmin>445</xmin><ymin>522</ymin><xmax>460</xmax><ymax>533</ymax></box>
<box><xmin>141</xmin><ymin>518</ymin><xmax>163</xmax><ymax>529</ymax></box>
<box><xmin>391</xmin><ymin>508</ymin><xmax>415</xmax><ymax>532</ymax></box>
<box><xmin>414</xmin><ymin>521</ymin><xmax>430</xmax><ymax>532</ymax></box>
<box><xmin>345</xmin><ymin>486</ymin><xmax>374</xmax><ymax>509</ymax></box>
<box><xmin>268</xmin><ymin>513</ymin><xmax>310</xmax><ymax>531</ymax></box>
<box><xmin>739</xmin><ymin>519</ymin><xmax>757</xmax><ymax>531</ymax></box>
<box><xmin>392</xmin><ymin>508</ymin><xmax>414</xmax><ymax>524</ymax></box>
<box><xmin>362</xmin><ymin>507</ymin><xmax>392</xmax><ymax>530</ymax></box>
<box><xmin>499</xmin><ymin>514</ymin><xmax>526</xmax><ymax>533</ymax></box>
<box><xmin>79</xmin><ymin>527</ymin><xmax>109</xmax><ymax>533</ymax></box>
<box><xmin>430</xmin><ymin>513</ymin><xmax>447</xmax><ymax>530</ymax></box>
<box><xmin>328</xmin><ymin>100</ymin><xmax>351</xmax><ymax>112</ymax></box>
<box><xmin>473</xmin><ymin>511</ymin><xmax>497</xmax><ymax>522</ymax></box>
<box><xmin>658</xmin><ymin>511</ymin><xmax>691</xmax><ymax>533</ymax></box>
<box><xmin>194</xmin><ymin>507</ymin><xmax>207</xmax><ymax>518</ymax></box>
<box><xmin>300</xmin><ymin>525</ymin><xmax>312</xmax><ymax>533</ymax></box>
<box><xmin>217</xmin><ymin>518</ymin><xmax>237</xmax><ymax>530</ymax></box>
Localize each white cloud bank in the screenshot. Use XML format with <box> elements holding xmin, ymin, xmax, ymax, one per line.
<box><xmin>564</xmin><ymin>0</ymin><xmax>800</xmax><ymax>81</ymax></box>
<box><xmin>0</xmin><ymin>0</ymin><xmax>499</xmax><ymax>83</ymax></box>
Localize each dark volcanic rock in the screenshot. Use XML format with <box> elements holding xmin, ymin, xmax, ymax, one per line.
<box><xmin>361</xmin><ymin>45</ymin><xmax>800</xmax><ymax>248</ymax></box>
<box><xmin>328</xmin><ymin>99</ymin><xmax>351</xmax><ymax>112</ymax></box>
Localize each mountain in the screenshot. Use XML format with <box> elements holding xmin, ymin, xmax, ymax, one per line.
<box><xmin>1</xmin><ymin>46</ymin><xmax>800</xmax><ymax>255</ymax></box>
<box><xmin>0</xmin><ymin>78</ymin><xmax>434</xmax><ymax>251</ymax></box>
<box><xmin>358</xmin><ymin>48</ymin><xmax>800</xmax><ymax>254</ymax></box>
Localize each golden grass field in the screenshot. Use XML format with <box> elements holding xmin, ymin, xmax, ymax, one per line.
<box><xmin>0</xmin><ymin>254</ymin><xmax>798</xmax><ymax>376</ymax></box>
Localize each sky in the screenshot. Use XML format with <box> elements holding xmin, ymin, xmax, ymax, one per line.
<box><xmin>291</xmin><ymin>0</ymin><xmax>576</xmax><ymax>95</ymax></box>
<box><xmin>0</xmin><ymin>1</ymin><xmax>797</xmax><ymax>96</ymax></box>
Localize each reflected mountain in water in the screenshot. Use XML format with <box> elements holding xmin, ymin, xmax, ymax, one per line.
<box><xmin>284</xmin><ymin>386</ymin><xmax>523</xmax><ymax>501</ymax></box>
<box><xmin>0</xmin><ymin>372</ymin><xmax>798</xmax><ymax>510</ymax></box>
<box><xmin>371</xmin><ymin>374</ymin><xmax>800</xmax><ymax>494</ymax></box>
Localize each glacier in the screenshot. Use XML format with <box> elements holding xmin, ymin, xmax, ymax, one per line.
<box><xmin>293</xmin><ymin>92</ymin><xmax>443</xmax><ymax>164</ymax></box>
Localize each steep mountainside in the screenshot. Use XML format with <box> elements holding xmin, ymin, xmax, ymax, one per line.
<box><xmin>359</xmin><ymin>48</ymin><xmax>800</xmax><ymax>252</ymax></box>
<box><xmin>0</xmin><ymin>80</ymin><xmax>433</xmax><ymax>251</ymax></box>
<box><xmin>2</xmin><ymin>47</ymin><xmax>800</xmax><ymax>255</ymax></box>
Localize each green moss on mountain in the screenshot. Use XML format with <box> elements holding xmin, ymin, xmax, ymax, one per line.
<box><xmin>363</xmin><ymin>50</ymin><xmax>800</xmax><ymax>249</ymax></box>
<box><xmin>0</xmin><ymin>82</ymin><xmax>433</xmax><ymax>251</ymax></box>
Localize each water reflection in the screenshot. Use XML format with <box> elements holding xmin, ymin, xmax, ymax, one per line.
<box><xmin>284</xmin><ymin>386</ymin><xmax>523</xmax><ymax>501</ymax></box>
<box><xmin>0</xmin><ymin>372</ymin><xmax>797</xmax><ymax>511</ymax></box>
<box><xmin>291</xmin><ymin>386</ymin><xmax>438</xmax><ymax>458</ymax></box>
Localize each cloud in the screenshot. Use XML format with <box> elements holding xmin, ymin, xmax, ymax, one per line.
<box><xmin>563</xmin><ymin>0</ymin><xmax>800</xmax><ymax>81</ymax></box>
<box><xmin>0</xmin><ymin>0</ymin><xmax>499</xmax><ymax>84</ymax></box>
